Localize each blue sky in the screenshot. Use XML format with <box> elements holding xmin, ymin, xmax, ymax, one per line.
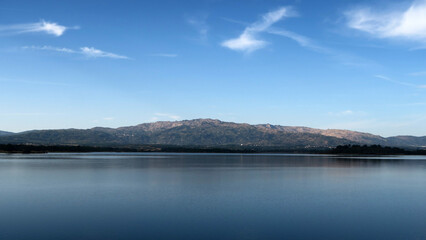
<box><xmin>1</xmin><ymin>0</ymin><xmax>426</xmax><ymax>136</ymax></box>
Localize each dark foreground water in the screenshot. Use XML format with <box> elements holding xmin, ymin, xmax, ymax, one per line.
<box><xmin>0</xmin><ymin>153</ymin><xmax>425</xmax><ymax>240</ymax></box>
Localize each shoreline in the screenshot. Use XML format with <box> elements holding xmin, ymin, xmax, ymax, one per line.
<box><xmin>1</xmin><ymin>144</ymin><xmax>425</xmax><ymax>155</ymax></box>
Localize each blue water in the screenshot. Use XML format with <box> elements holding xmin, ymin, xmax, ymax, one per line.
<box><xmin>0</xmin><ymin>153</ymin><xmax>425</xmax><ymax>240</ymax></box>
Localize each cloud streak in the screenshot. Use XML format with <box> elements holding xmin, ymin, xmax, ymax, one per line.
<box><xmin>220</xmin><ymin>7</ymin><xmax>380</xmax><ymax>69</ymax></box>
<box><xmin>268</xmin><ymin>29</ymin><xmax>377</xmax><ymax>68</ymax></box>
<box><xmin>148</xmin><ymin>53</ymin><xmax>178</xmax><ymax>58</ymax></box>
<box><xmin>23</xmin><ymin>45</ymin><xmax>129</xmax><ymax>59</ymax></box>
<box><xmin>409</xmin><ymin>71</ymin><xmax>426</xmax><ymax>76</ymax></box>
<box><xmin>267</xmin><ymin>28</ymin><xmax>328</xmax><ymax>53</ymax></box>
<box><xmin>221</xmin><ymin>7</ymin><xmax>293</xmax><ymax>53</ymax></box>
<box><xmin>80</xmin><ymin>47</ymin><xmax>129</xmax><ymax>59</ymax></box>
<box><xmin>153</xmin><ymin>113</ymin><xmax>180</xmax><ymax>121</ymax></box>
<box><xmin>23</xmin><ymin>45</ymin><xmax>75</xmax><ymax>53</ymax></box>
<box><xmin>374</xmin><ymin>75</ymin><xmax>426</xmax><ymax>88</ymax></box>
<box><xmin>329</xmin><ymin>110</ymin><xmax>355</xmax><ymax>117</ymax></box>
<box><xmin>345</xmin><ymin>1</ymin><xmax>426</xmax><ymax>42</ymax></box>
<box><xmin>187</xmin><ymin>15</ymin><xmax>209</xmax><ymax>41</ymax></box>
<box><xmin>0</xmin><ymin>20</ymin><xmax>76</xmax><ymax>36</ymax></box>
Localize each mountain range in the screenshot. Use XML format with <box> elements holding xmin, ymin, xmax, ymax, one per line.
<box><xmin>0</xmin><ymin>119</ymin><xmax>425</xmax><ymax>148</ymax></box>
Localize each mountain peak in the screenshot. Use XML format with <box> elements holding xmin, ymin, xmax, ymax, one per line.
<box><xmin>188</xmin><ymin>118</ymin><xmax>223</xmax><ymax>123</ymax></box>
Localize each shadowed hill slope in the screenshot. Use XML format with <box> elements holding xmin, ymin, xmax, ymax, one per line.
<box><xmin>0</xmin><ymin>131</ymin><xmax>14</xmax><ymax>136</ymax></box>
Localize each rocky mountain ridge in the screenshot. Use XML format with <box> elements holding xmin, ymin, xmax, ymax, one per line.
<box><xmin>0</xmin><ymin>119</ymin><xmax>425</xmax><ymax>148</ymax></box>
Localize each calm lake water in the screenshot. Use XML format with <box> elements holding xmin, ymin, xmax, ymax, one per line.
<box><xmin>0</xmin><ymin>153</ymin><xmax>425</xmax><ymax>240</ymax></box>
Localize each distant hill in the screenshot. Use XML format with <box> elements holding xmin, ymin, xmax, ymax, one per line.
<box><xmin>0</xmin><ymin>131</ymin><xmax>14</xmax><ymax>136</ymax></box>
<box><xmin>386</xmin><ymin>136</ymin><xmax>426</xmax><ymax>148</ymax></box>
<box><xmin>0</xmin><ymin>119</ymin><xmax>424</xmax><ymax>148</ymax></box>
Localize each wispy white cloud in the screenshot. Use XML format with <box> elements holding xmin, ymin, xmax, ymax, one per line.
<box><xmin>220</xmin><ymin>17</ymin><xmax>250</xmax><ymax>26</ymax></box>
<box><xmin>0</xmin><ymin>20</ymin><xmax>77</xmax><ymax>36</ymax></box>
<box><xmin>409</xmin><ymin>71</ymin><xmax>426</xmax><ymax>76</ymax></box>
<box><xmin>23</xmin><ymin>45</ymin><xmax>129</xmax><ymax>59</ymax></box>
<box><xmin>80</xmin><ymin>47</ymin><xmax>129</xmax><ymax>59</ymax></box>
<box><xmin>266</xmin><ymin>28</ymin><xmax>377</xmax><ymax>67</ymax></box>
<box><xmin>153</xmin><ymin>113</ymin><xmax>180</xmax><ymax>121</ymax></box>
<box><xmin>329</xmin><ymin>110</ymin><xmax>354</xmax><ymax>116</ymax></box>
<box><xmin>345</xmin><ymin>1</ymin><xmax>426</xmax><ymax>42</ymax></box>
<box><xmin>328</xmin><ymin>110</ymin><xmax>368</xmax><ymax>117</ymax></box>
<box><xmin>220</xmin><ymin>7</ymin><xmax>378</xmax><ymax>68</ymax></box>
<box><xmin>222</xmin><ymin>7</ymin><xmax>294</xmax><ymax>53</ymax></box>
<box><xmin>267</xmin><ymin>28</ymin><xmax>328</xmax><ymax>53</ymax></box>
<box><xmin>220</xmin><ymin>16</ymin><xmax>321</xmax><ymax>51</ymax></box>
<box><xmin>374</xmin><ymin>74</ymin><xmax>426</xmax><ymax>88</ymax></box>
<box><xmin>23</xmin><ymin>45</ymin><xmax>75</xmax><ymax>53</ymax></box>
<box><xmin>148</xmin><ymin>53</ymin><xmax>178</xmax><ymax>58</ymax></box>
<box><xmin>187</xmin><ymin>15</ymin><xmax>208</xmax><ymax>41</ymax></box>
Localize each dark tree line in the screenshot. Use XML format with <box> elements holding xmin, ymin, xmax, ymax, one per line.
<box><xmin>329</xmin><ymin>144</ymin><xmax>426</xmax><ymax>155</ymax></box>
<box><xmin>1</xmin><ymin>143</ymin><xmax>425</xmax><ymax>155</ymax></box>
<box><xmin>0</xmin><ymin>144</ymin><xmax>147</xmax><ymax>154</ymax></box>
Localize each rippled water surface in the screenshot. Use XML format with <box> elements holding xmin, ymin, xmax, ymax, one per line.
<box><xmin>0</xmin><ymin>153</ymin><xmax>425</xmax><ymax>240</ymax></box>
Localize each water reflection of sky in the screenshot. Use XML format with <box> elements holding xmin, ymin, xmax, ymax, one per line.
<box><xmin>0</xmin><ymin>153</ymin><xmax>425</xmax><ymax>240</ymax></box>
